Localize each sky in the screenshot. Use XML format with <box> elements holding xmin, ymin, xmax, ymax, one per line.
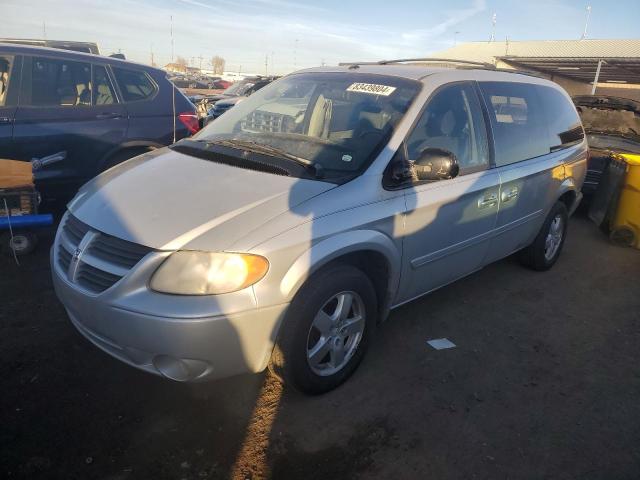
<box><xmin>3</xmin><ymin>0</ymin><xmax>640</xmax><ymax>75</ymax></box>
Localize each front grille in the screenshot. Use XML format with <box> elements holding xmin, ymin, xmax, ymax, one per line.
<box><xmin>56</xmin><ymin>213</ymin><xmax>152</xmax><ymax>294</ymax></box>
<box><xmin>87</xmin><ymin>234</ymin><xmax>152</xmax><ymax>270</ymax></box>
<box><xmin>76</xmin><ymin>263</ymin><xmax>123</xmax><ymax>293</ymax></box>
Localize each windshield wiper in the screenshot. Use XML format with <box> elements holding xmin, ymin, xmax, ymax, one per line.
<box><xmin>199</xmin><ymin>139</ymin><xmax>325</xmax><ymax>177</ymax></box>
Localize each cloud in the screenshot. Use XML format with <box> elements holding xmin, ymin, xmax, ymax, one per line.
<box><xmin>401</xmin><ymin>0</ymin><xmax>486</xmax><ymax>43</ymax></box>
<box><xmin>3</xmin><ymin>0</ymin><xmax>486</xmax><ymax>73</ymax></box>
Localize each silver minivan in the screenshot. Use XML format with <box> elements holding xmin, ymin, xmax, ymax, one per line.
<box><xmin>52</xmin><ymin>61</ymin><xmax>587</xmax><ymax>393</ymax></box>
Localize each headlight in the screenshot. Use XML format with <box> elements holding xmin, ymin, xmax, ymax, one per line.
<box><xmin>150</xmin><ymin>251</ymin><xmax>269</xmax><ymax>295</ymax></box>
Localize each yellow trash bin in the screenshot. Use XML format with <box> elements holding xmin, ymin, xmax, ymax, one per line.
<box><xmin>610</xmin><ymin>153</ymin><xmax>640</xmax><ymax>248</ymax></box>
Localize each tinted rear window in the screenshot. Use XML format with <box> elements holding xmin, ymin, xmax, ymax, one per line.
<box><xmin>536</xmin><ymin>85</ymin><xmax>584</xmax><ymax>150</ymax></box>
<box><xmin>112</xmin><ymin>68</ymin><xmax>157</xmax><ymax>102</ymax></box>
<box><xmin>479</xmin><ymin>82</ymin><xmax>549</xmax><ymax>167</ymax></box>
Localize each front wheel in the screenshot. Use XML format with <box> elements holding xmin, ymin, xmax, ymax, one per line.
<box><xmin>270</xmin><ymin>264</ymin><xmax>377</xmax><ymax>394</ymax></box>
<box><xmin>519</xmin><ymin>201</ymin><xmax>568</xmax><ymax>271</ymax></box>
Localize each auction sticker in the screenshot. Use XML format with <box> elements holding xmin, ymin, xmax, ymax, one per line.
<box><xmin>346</xmin><ymin>82</ymin><xmax>396</xmax><ymax>96</ymax></box>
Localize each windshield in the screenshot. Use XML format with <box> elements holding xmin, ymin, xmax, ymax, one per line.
<box><xmin>223</xmin><ymin>80</ymin><xmax>256</xmax><ymax>96</ymax></box>
<box><xmin>194</xmin><ymin>72</ymin><xmax>421</xmax><ymax>179</ymax></box>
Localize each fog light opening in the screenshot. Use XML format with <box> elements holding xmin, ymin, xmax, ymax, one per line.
<box><xmin>153</xmin><ymin>355</ymin><xmax>191</xmax><ymax>382</ymax></box>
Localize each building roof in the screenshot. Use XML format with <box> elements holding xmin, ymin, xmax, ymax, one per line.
<box><xmin>433</xmin><ymin>39</ymin><xmax>640</xmax><ymax>84</ymax></box>
<box><xmin>434</xmin><ymin>39</ymin><xmax>640</xmax><ymax>64</ymax></box>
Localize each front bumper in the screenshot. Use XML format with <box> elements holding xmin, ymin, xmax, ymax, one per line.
<box><xmin>51</xmin><ymin>251</ymin><xmax>288</xmax><ymax>382</ymax></box>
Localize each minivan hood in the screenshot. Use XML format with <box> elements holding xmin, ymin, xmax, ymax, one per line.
<box><xmin>68</xmin><ymin>148</ymin><xmax>335</xmax><ymax>251</ymax></box>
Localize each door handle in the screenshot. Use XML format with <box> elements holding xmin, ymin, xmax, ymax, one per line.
<box><xmin>95</xmin><ymin>112</ymin><xmax>123</xmax><ymax>120</ymax></box>
<box><xmin>478</xmin><ymin>193</ymin><xmax>498</xmax><ymax>209</ymax></box>
<box><xmin>0</xmin><ymin>116</ymin><xmax>11</xmax><ymax>124</ymax></box>
<box><xmin>501</xmin><ymin>186</ymin><xmax>519</xmax><ymax>202</ymax></box>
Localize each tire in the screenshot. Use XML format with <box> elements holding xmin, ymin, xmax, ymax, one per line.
<box><xmin>1</xmin><ymin>230</ymin><xmax>38</xmax><ymax>256</ymax></box>
<box><xmin>519</xmin><ymin>201</ymin><xmax>568</xmax><ymax>271</ymax></box>
<box><xmin>269</xmin><ymin>264</ymin><xmax>377</xmax><ymax>394</ymax></box>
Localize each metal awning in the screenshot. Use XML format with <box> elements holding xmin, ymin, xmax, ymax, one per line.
<box><xmin>499</xmin><ymin>56</ymin><xmax>640</xmax><ymax>85</ymax></box>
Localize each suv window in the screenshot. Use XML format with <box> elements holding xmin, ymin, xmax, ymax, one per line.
<box><xmin>0</xmin><ymin>55</ymin><xmax>13</xmax><ymax>106</ymax></box>
<box><xmin>31</xmin><ymin>57</ymin><xmax>92</xmax><ymax>107</ymax></box>
<box><xmin>536</xmin><ymin>85</ymin><xmax>584</xmax><ymax>150</ymax></box>
<box><xmin>93</xmin><ymin>65</ymin><xmax>116</xmax><ymax>105</ymax></box>
<box><xmin>479</xmin><ymin>82</ymin><xmax>548</xmax><ymax>167</ymax></box>
<box><xmin>112</xmin><ymin>68</ymin><xmax>156</xmax><ymax>102</ymax></box>
<box><xmin>406</xmin><ymin>82</ymin><xmax>489</xmax><ymax>174</ymax></box>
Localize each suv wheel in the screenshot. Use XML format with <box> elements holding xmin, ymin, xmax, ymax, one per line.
<box><xmin>270</xmin><ymin>264</ymin><xmax>377</xmax><ymax>394</ymax></box>
<box><xmin>519</xmin><ymin>201</ymin><xmax>568</xmax><ymax>271</ymax></box>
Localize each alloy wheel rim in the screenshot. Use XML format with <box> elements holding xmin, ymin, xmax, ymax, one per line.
<box><xmin>544</xmin><ymin>214</ymin><xmax>564</xmax><ymax>261</ymax></box>
<box><xmin>306</xmin><ymin>291</ymin><xmax>365</xmax><ymax>376</ymax></box>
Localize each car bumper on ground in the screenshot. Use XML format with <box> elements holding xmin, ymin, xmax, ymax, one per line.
<box><xmin>51</xmin><ymin>253</ymin><xmax>288</xmax><ymax>382</ymax></box>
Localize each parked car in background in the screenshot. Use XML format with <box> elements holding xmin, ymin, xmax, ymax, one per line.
<box><xmin>573</xmin><ymin>95</ymin><xmax>640</xmax><ymax>195</ymax></box>
<box><xmin>0</xmin><ymin>43</ymin><xmax>198</xmax><ymax>201</ymax></box>
<box><xmin>52</xmin><ymin>62</ymin><xmax>587</xmax><ymax>394</ymax></box>
<box><xmin>205</xmin><ymin>75</ymin><xmax>277</xmax><ymax>123</ymax></box>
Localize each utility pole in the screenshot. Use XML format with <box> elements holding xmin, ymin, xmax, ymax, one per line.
<box><xmin>197</xmin><ymin>55</ymin><xmax>204</xmax><ymax>71</ymax></box>
<box><xmin>265</xmin><ymin>54</ymin><xmax>268</xmax><ymax>75</ymax></box>
<box><xmin>454</xmin><ymin>31</ymin><xmax>460</xmax><ymax>46</ymax></box>
<box><xmin>150</xmin><ymin>43</ymin><xmax>155</xmax><ymax>67</ymax></box>
<box><xmin>42</xmin><ymin>21</ymin><xmax>47</xmax><ymax>40</ymax></box>
<box><xmin>170</xmin><ymin>15</ymin><xmax>174</xmax><ymax>63</ymax></box>
<box><xmin>581</xmin><ymin>5</ymin><xmax>592</xmax><ymax>40</ymax></box>
<box><xmin>294</xmin><ymin>38</ymin><xmax>299</xmax><ymax>69</ymax></box>
<box><xmin>490</xmin><ymin>13</ymin><xmax>497</xmax><ymax>42</ymax></box>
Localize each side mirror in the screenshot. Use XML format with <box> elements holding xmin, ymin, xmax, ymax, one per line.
<box><xmin>414</xmin><ymin>148</ymin><xmax>459</xmax><ymax>181</ymax></box>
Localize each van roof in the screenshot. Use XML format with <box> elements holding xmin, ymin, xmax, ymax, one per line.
<box><xmin>295</xmin><ymin>63</ymin><xmax>556</xmax><ymax>86</ymax></box>
<box><xmin>0</xmin><ymin>42</ymin><xmax>164</xmax><ymax>74</ymax></box>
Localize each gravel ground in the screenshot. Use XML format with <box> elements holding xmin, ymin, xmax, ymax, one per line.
<box><xmin>1</xmin><ymin>213</ymin><xmax>639</xmax><ymax>479</ymax></box>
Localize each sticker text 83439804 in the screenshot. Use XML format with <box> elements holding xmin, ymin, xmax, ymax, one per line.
<box><xmin>346</xmin><ymin>83</ymin><xmax>397</xmax><ymax>96</ymax></box>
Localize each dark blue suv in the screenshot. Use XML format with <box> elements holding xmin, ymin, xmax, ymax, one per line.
<box><xmin>0</xmin><ymin>43</ymin><xmax>198</xmax><ymax>199</ymax></box>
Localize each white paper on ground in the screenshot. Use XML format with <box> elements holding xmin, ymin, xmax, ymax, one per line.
<box><xmin>427</xmin><ymin>338</ymin><xmax>456</xmax><ymax>350</ymax></box>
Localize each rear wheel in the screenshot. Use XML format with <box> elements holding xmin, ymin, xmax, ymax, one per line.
<box><xmin>519</xmin><ymin>201</ymin><xmax>568</xmax><ymax>271</ymax></box>
<box><xmin>270</xmin><ymin>264</ymin><xmax>377</xmax><ymax>394</ymax></box>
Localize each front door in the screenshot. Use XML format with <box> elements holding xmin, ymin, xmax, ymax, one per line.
<box><xmin>12</xmin><ymin>56</ymin><xmax>127</xmax><ymax>196</ymax></box>
<box><xmin>396</xmin><ymin>82</ymin><xmax>500</xmax><ymax>304</ymax></box>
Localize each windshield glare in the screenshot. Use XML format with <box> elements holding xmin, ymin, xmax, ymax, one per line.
<box><xmin>196</xmin><ymin>72</ymin><xmax>421</xmax><ymax>178</ymax></box>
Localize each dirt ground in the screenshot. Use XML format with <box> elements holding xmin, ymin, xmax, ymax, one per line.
<box><xmin>1</xmin><ymin>213</ymin><xmax>639</xmax><ymax>479</ymax></box>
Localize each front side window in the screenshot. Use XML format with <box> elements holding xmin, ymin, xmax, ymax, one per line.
<box><xmin>0</xmin><ymin>55</ymin><xmax>13</xmax><ymax>107</ymax></box>
<box><xmin>479</xmin><ymin>82</ymin><xmax>549</xmax><ymax>167</ymax></box>
<box><xmin>194</xmin><ymin>73</ymin><xmax>421</xmax><ymax>179</ymax></box>
<box><xmin>31</xmin><ymin>57</ymin><xmax>91</xmax><ymax>107</ymax></box>
<box><xmin>112</xmin><ymin>68</ymin><xmax>156</xmax><ymax>102</ymax></box>
<box><xmin>406</xmin><ymin>82</ymin><xmax>489</xmax><ymax>174</ymax></box>
<box><xmin>93</xmin><ymin>65</ymin><xmax>116</xmax><ymax>105</ymax></box>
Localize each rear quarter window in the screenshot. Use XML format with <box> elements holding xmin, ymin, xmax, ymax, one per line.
<box><xmin>536</xmin><ymin>85</ymin><xmax>584</xmax><ymax>150</ymax></box>
<box><xmin>112</xmin><ymin>67</ymin><xmax>157</xmax><ymax>102</ymax></box>
<box><xmin>479</xmin><ymin>81</ymin><xmax>549</xmax><ymax>167</ymax></box>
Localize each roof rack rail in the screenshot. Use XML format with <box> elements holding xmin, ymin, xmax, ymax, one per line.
<box><xmin>339</xmin><ymin>58</ymin><xmax>496</xmax><ymax>69</ymax></box>
<box><xmin>380</xmin><ymin>58</ymin><xmax>496</xmax><ymax>68</ymax></box>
